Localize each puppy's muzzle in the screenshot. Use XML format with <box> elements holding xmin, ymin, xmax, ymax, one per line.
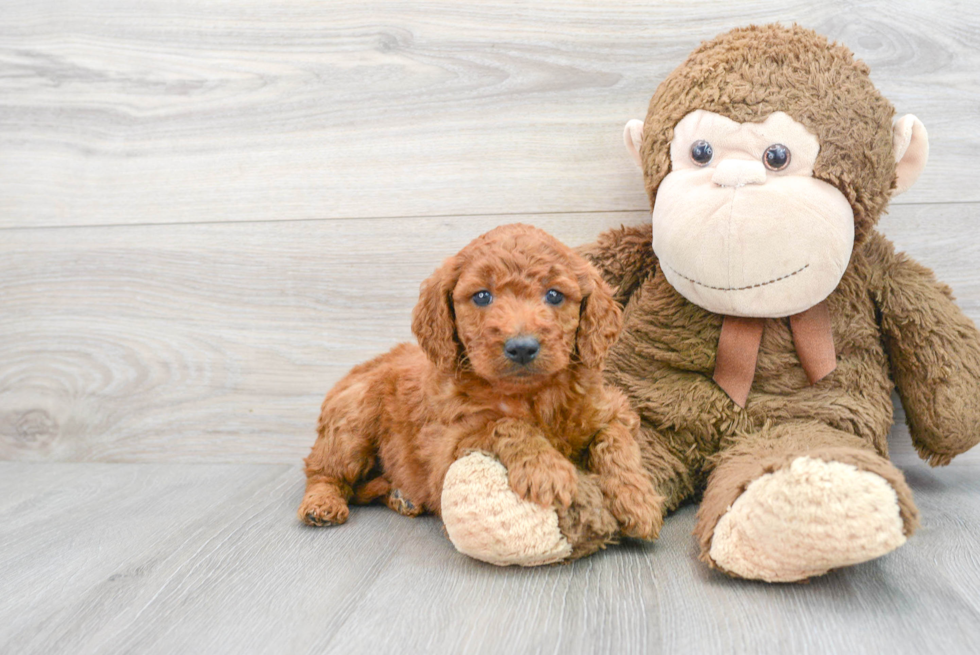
<box><xmin>503</xmin><ymin>336</ymin><xmax>540</xmax><ymax>365</ymax></box>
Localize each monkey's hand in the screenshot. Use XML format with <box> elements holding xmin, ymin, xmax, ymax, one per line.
<box><xmin>459</xmin><ymin>419</ymin><xmax>578</xmax><ymax>509</ymax></box>
<box><xmin>868</xmin><ymin>233</ymin><xmax>980</xmax><ymax>466</ymax></box>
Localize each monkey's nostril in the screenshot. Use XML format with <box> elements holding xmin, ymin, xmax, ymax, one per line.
<box><xmin>503</xmin><ymin>337</ymin><xmax>540</xmax><ymax>365</ymax></box>
<box><xmin>711</xmin><ymin>159</ymin><xmax>767</xmax><ymax>187</ymax></box>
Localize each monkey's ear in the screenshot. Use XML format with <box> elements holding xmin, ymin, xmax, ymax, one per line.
<box><xmin>892</xmin><ymin>114</ymin><xmax>929</xmax><ymax>196</ymax></box>
<box><xmin>623</xmin><ymin>119</ymin><xmax>644</xmax><ymax>167</ymax></box>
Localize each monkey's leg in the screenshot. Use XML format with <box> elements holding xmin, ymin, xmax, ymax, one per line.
<box><xmin>696</xmin><ymin>421</ymin><xmax>919</xmax><ymax>582</ymax></box>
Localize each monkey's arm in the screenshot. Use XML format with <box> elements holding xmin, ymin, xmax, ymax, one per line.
<box><xmin>577</xmin><ymin>223</ymin><xmax>658</xmax><ymax>306</ymax></box>
<box><xmin>865</xmin><ymin>232</ymin><xmax>980</xmax><ymax>466</ymax></box>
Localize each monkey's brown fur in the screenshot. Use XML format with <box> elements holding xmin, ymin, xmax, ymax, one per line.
<box><xmin>549</xmin><ymin>24</ymin><xmax>980</xmax><ymax>571</ymax></box>
<box><xmin>298</xmin><ymin>224</ymin><xmax>662</xmax><ymax>542</ymax></box>
<box><xmin>639</xmin><ymin>24</ymin><xmax>896</xmax><ymax>245</ymax></box>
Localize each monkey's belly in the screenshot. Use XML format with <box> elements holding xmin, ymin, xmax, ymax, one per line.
<box><xmin>608</xmin><ymin>270</ymin><xmax>895</xmax><ymax>456</ymax></box>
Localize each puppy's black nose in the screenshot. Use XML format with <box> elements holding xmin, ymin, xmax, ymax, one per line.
<box><xmin>504</xmin><ymin>336</ymin><xmax>540</xmax><ymax>365</ymax></box>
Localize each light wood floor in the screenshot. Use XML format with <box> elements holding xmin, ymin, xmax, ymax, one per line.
<box><xmin>2</xmin><ymin>2</ymin><xmax>979</xmax><ymax>653</ymax></box>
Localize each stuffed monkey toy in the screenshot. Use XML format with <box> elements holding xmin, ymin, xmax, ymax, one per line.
<box><xmin>439</xmin><ymin>24</ymin><xmax>980</xmax><ymax>581</ymax></box>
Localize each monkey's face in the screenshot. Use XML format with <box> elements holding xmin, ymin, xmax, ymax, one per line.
<box><xmin>650</xmin><ymin>110</ymin><xmax>854</xmax><ymax>318</ymax></box>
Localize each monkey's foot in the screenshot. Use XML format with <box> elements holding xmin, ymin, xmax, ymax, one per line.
<box><xmin>709</xmin><ymin>456</ymin><xmax>907</xmax><ymax>582</ymax></box>
<box><xmin>441</xmin><ymin>452</ymin><xmax>572</xmax><ymax>566</ymax></box>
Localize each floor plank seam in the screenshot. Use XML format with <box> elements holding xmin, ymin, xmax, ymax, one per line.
<box><xmin>2</xmin><ymin>200</ymin><xmax>973</xmax><ymax>233</ymax></box>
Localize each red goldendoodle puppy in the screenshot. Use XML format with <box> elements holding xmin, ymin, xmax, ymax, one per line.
<box><xmin>297</xmin><ymin>223</ymin><xmax>662</xmax><ymax>541</ymax></box>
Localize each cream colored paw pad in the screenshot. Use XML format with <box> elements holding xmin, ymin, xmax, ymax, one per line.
<box><xmin>709</xmin><ymin>456</ymin><xmax>906</xmax><ymax>582</ymax></box>
<box><xmin>441</xmin><ymin>452</ymin><xmax>572</xmax><ymax>567</ymax></box>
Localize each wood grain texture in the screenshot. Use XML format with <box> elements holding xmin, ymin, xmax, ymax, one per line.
<box><xmin>1</xmin><ymin>429</ymin><xmax>977</xmax><ymax>655</ymax></box>
<box><xmin>2</xmin><ymin>4</ymin><xmax>979</xmax><ymax>651</ymax></box>
<box><xmin>3</xmin><ymin>205</ymin><xmax>977</xmax><ymax>463</ymax></box>
<box><xmin>0</xmin><ymin>212</ymin><xmax>638</xmax><ymax>462</ymax></box>
<box><xmin>2</xmin><ymin>0</ymin><xmax>979</xmax><ymax>228</ymax></box>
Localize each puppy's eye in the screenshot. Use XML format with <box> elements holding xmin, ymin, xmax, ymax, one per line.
<box><xmin>472</xmin><ymin>290</ymin><xmax>493</xmax><ymax>307</ymax></box>
<box><xmin>690</xmin><ymin>140</ymin><xmax>713</xmax><ymax>166</ymax></box>
<box><xmin>544</xmin><ymin>289</ymin><xmax>565</xmax><ymax>306</ymax></box>
<box><xmin>763</xmin><ymin>144</ymin><xmax>791</xmax><ymax>171</ymax></box>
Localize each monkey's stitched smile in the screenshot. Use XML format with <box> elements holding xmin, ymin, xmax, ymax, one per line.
<box><xmin>664</xmin><ymin>263</ymin><xmax>810</xmax><ymax>292</ymax></box>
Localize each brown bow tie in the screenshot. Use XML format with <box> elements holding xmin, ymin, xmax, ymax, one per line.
<box><xmin>712</xmin><ymin>300</ymin><xmax>836</xmax><ymax>407</ymax></box>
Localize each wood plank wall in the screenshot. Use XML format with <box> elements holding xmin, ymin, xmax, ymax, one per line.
<box><xmin>2</xmin><ymin>1</ymin><xmax>979</xmax><ymax>463</ymax></box>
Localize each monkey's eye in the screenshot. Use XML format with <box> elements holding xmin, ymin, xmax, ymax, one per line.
<box><xmin>763</xmin><ymin>144</ymin><xmax>791</xmax><ymax>171</ymax></box>
<box><xmin>544</xmin><ymin>289</ymin><xmax>565</xmax><ymax>306</ymax></box>
<box><xmin>690</xmin><ymin>140</ymin><xmax>713</xmax><ymax>166</ymax></box>
<box><xmin>472</xmin><ymin>290</ymin><xmax>493</xmax><ymax>307</ymax></box>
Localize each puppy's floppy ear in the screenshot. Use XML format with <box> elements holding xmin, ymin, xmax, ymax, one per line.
<box><xmin>575</xmin><ymin>265</ymin><xmax>622</xmax><ymax>369</ymax></box>
<box><xmin>412</xmin><ymin>257</ymin><xmax>461</xmax><ymax>371</ymax></box>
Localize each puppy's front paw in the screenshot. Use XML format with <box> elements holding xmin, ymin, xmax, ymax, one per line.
<box><xmin>605</xmin><ymin>474</ymin><xmax>664</xmax><ymax>541</ymax></box>
<box><xmin>508</xmin><ymin>452</ymin><xmax>578</xmax><ymax>509</ymax></box>
<box><xmin>298</xmin><ymin>486</ymin><xmax>350</xmax><ymax>526</ymax></box>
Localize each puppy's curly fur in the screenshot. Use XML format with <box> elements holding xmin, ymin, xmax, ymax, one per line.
<box><xmin>298</xmin><ymin>224</ymin><xmax>662</xmax><ymax>541</ymax></box>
